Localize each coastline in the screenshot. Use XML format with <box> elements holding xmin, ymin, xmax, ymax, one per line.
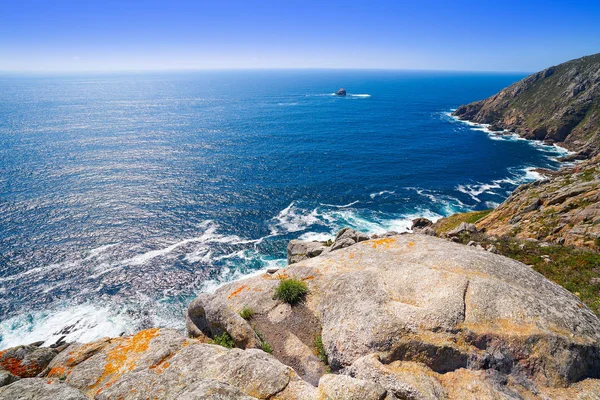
<box><xmin>0</xmin><ymin>108</ymin><xmax>575</xmax><ymax>351</ymax></box>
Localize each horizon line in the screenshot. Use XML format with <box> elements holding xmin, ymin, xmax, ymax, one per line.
<box><xmin>0</xmin><ymin>66</ymin><xmax>535</xmax><ymax>76</ymax></box>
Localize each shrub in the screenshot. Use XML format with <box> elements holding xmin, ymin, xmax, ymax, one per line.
<box><xmin>239</xmin><ymin>306</ymin><xmax>255</xmax><ymax>320</ymax></box>
<box><xmin>211</xmin><ymin>332</ymin><xmax>235</xmax><ymax>349</ymax></box>
<box><xmin>274</xmin><ymin>278</ymin><xmax>309</xmax><ymax>305</ymax></box>
<box><xmin>313</xmin><ymin>334</ymin><xmax>328</xmax><ymax>364</ymax></box>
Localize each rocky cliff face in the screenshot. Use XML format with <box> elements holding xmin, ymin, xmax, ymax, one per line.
<box><xmin>476</xmin><ymin>154</ymin><xmax>600</xmax><ymax>250</ymax></box>
<box><xmin>3</xmin><ymin>234</ymin><xmax>600</xmax><ymax>399</ymax></box>
<box><xmin>453</xmin><ymin>53</ymin><xmax>600</xmax><ymax>158</ymax></box>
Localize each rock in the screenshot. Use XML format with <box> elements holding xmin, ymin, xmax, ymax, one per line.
<box><xmin>524</xmin><ymin>198</ymin><xmax>542</xmax><ymax>212</ymax></box>
<box><xmin>187</xmin><ymin>234</ymin><xmax>600</xmax><ymax>392</ymax></box>
<box><xmin>329</xmin><ymin>228</ymin><xmax>370</xmax><ymax>252</ymax></box>
<box><xmin>318</xmin><ymin>374</ymin><xmax>387</xmax><ymax>400</ymax></box>
<box><xmin>0</xmin><ymin>345</ymin><xmax>58</xmax><ymax>378</ymax></box>
<box><xmin>266</xmin><ymin>267</ymin><xmax>280</xmax><ymax>274</ymax></box>
<box><xmin>345</xmin><ymin>354</ymin><xmax>444</xmax><ymax>399</ymax></box>
<box><xmin>178</xmin><ymin>379</ymin><xmax>255</xmax><ymax>399</ymax></box>
<box><xmin>335</xmin><ymin>88</ymin><xmax>347</xmax><ymax>96</ymax></box>
<box><xmin>447</xmin><ymin>222</ymin><xmax>477</xmax><ymax>237</ymax></box>
<box><xmin>0</xmin><ymin>370</ymin><xmax>18</xmax><ymax>388</ymax></box>
<box><xmin>187</xmin><ymin>295</ymin><xmax>262</xmax><ymax>349</ymax></box>
<box><xmin>413</xmin><ymin>226</ymin><xmax>436</xmax><ymax>236</ymax></box>
<box><xmin>0</xmin><ymin>378</ymin><xmax>87</xmax><ymax>400</ymax></box>
<box><xmin>487</xmin><ymin>244</ymin><xmax>499</xmax><ymax>254</ymax></box>
<box><xmin>467</xmin><ymin>241</ymin><xmax>476</xmax><ymax>247</ymax></box>
<box><xmin>45</xmin><ymin>328</ymin><xmax>314</xmax><ymax>400</ymax></box>
<box><xmin>411</xmin><ymin>218</ymin><xmax>433</xmax><ymax>230</ymax></box>
<box><xmin>287</xmin><ymin>240</ymin><xmax>327</xmax><ymax>265</ymax></box>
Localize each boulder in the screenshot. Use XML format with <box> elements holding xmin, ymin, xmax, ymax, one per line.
<box><xmin>0</xmin><ymin>345</ymin><xmax>58</xmax><ymax>378</ymax></box>
<box><xmin>45</xmin><ymin>328</ymin><xmax>315</xmax><ymax>400</ymax></box>
<box><xmin>318</xmin><ymin>374</ymin><xmax>387</xmax><ymax>400</ymax></box>
<box><xmin>411</xmin><ymin>218</ymin><xmax>433</xmax><ymax>230</ymax></box>
<box><xmin>0</xmin><ymin>370</ymin><xmax>18</xmax><ymax>388</ymax></box>
<box><xmin>446</xmin><ymin>222</ymin><xmax>478</xmax><ymax>237</ymax></box>
<box><xmin>0</xmin><ymin>378</ymin><xmax>87</xmax><ymax>400</ymax></box>
<box><xmin>288</xmin><ymin>240</ymin><xmax>328</xmax><ymax>265</ymax></box>
<box><xmin>187</xmin><ymin>234</ymin><xmax>600</xmax><ymax>394</ymax></box>
<box><xmin>335</xmin><ymin>88</ymin><xmax>347</xmax><ymax>96</ymax></box>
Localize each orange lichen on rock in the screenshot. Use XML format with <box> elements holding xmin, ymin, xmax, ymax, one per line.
<box><xmin>90</xmin><ymin>328</ymin><xmax>159</xmax><ymax>393</ymax></box>
<box><xmin>228</xmin><ymin>284</ymin><xmax>248</xmax><ymax>299</ymax></box>
<box><xmin>370</xmin><ymin>237</ymin><xmax>396</xmax><ymax>249</ymax></box>
<box><xmin>0</xmin><ymin>356</ymin><xmax>38</xmax><ymax>377</ymax></box>
<box><xmin>302</xmin><ymin>275</ymin><xmax>315</xmax><ymax>280</ymax></box>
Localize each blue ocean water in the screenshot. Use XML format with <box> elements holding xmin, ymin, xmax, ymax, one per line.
<box><xmin>0</xmin><ymin>70</ymin><xmax>567</xmax><ymax>348</ymax></box>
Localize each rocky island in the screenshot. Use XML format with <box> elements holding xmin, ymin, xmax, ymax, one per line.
<box><xmin>335</xmin><ymin>88</ymin><xmax>347</xmax><ymax>96</ymax></box>
<box><xmin>2</xmin><ymin>54</ymin><xmax>600</xmax><ymax>399</ymax></box>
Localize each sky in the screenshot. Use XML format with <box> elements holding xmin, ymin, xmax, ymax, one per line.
<box><xmin>1</xmin><ymin>0</ymin><xmax>599</xmax><ymax>72</ymax></box>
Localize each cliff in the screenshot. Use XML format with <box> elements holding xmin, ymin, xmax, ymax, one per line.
<box><xmin>453</xmin><ymin>53</ymin><xmax>600</xmax><ymax>158</ymax></box>
<box><xmin>476</xmin><ymin>154</ymin><xmax>600</xmax><ymax>250</ymax></box>
<box><xmin>2</xmin><ymin>233</ymin><xmax>600</xmax><ymax>399</ymax></box>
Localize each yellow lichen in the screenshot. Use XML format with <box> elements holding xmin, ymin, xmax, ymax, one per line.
<box><xmin>371</xmin><ymin>237</ymin><xmax>396</xmax><ymax>249</ymax></box>
<box><xmin>90</xmin><ymin>328</ymin><xmax>159</xmax><ymax>394</ymax></box>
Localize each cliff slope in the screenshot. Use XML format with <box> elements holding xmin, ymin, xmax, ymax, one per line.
<box><xmin>453</xmin><ymin>53</ymin><xmax>600</xmax><ymax>158</ymax></box>
<box><xmin>476</xmin><ymin>154</ymin><xmax>600</xmax><ymax>250</ymax></box>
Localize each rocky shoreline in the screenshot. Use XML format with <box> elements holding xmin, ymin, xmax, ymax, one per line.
<box><xmin>2</xmin><ymin>226</ymin><xmax>600</xmax><ymax>399</ymax></box>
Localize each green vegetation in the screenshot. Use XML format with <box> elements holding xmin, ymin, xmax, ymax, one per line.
<box><xmin>452</xmin><ymin>232</ymin><xmax>600</xmax><ymax>316</ymax></box>
<box><xmin>274</xmin><ymin>278</ymin><xmax>309</xmax><ymax>305</ymax></box>
<box><xmin>323</xmin><ymin>238</ymin><xmax>334</xmax><ymax>247</ymax></box>
<box><xmin>255</xmin><ymin>331</ymin><xmax>273</xmax><ymax>354</ymax></box>
<box><xmin>211</xmin><ymin>332</ymin><xmax>235</xmax><ymax>349</ymax></box>
<box><xmin>313</xmin><ymin>334</ymin><xmax>328</xmax><ymax>365</ymax></box>
<box><xmin>432</xmin><ymin>209</ymin><xmax>492</xmax><ymax>234</ymax></box>
<box><xmin>239</xmin><ymin>306</ymin><xmax>255</xmax><ymax>320</ymax></box>
<box><xmin>579</xmin><ymin>167</ymin><xmax>597</xmax><ymax>182</ymax></box>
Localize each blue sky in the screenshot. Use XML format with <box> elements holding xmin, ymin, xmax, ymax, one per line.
<box><xmin>1</xmin><ymin>0</ymin><xmax>599</xmax><ymax>72</ymax></box>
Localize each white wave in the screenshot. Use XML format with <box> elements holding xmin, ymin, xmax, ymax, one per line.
<box><xmin>298</xmin><ymin>232</ymin><xmax>333</xmax><ymax>242</ymax></box>
<box><xmin>369</xmin><ymin>190</ymin><xmax>395</xmax><ymax>199</ymax></box>
<box><xmin>199</xmin><ymin>255</ymin><xmax>286</xmax><ymax>295</ymax></box>
<box><xmin>124</xmin><ymin>221</ymin><xmax>242</xmax><ymax>266</ymax></box>
<box><xmin>455</xmin><ymin>182</ymin><xmax>501</xmax><ymax>203</ymax></box>
<box><xmin>349</xmin><ymin>94</ymin><xmax>371</xmax><ymax>98</ymax></box>
<box><xmin>269</xmin><ymin>202</ymin><xmax>320</xmax><ymax>235</ymax></box>
<box><xmin>0</xmin><ymin>303</ymin><xmax>138</xmax><ymax>350</ymax></box>
<box><xmin>277</xmin><ymin>102</ymin><xmax>298</xmax><ymax>106</ymax></box>
<box><xmin>85</xmin><ymin>243</ymin><xmax>119</xmax><ymax>260</ymax></box>
<box><xmin>320</xmin><ymin>200</ymin><xmax>359</xmax><ymax>208</ymax></box>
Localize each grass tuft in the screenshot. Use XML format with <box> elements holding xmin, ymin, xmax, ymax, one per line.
<box><xmin>313</xmin><ymin>334</ymin><xmax>328</xmax><ymax>365</ymax></box>
<box><xmin>239</xmin><ymin>306</ymin><xmax>255</xmax><ymax>320</ymax></box>
<box><xmin>274</xmin><ymin>278</ymin><xmax>309</xmax><ymax>305</ymax></box>
<box><xmin>211</xmin><ymin>332</ymin><xmax>235</xmax><ymax>349</ymax></box>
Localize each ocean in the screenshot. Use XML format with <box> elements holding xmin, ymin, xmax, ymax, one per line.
<box><xmin>0</xmin><ymin>70</ymin><xmax>568</xmax><ymax>348</ymax></box>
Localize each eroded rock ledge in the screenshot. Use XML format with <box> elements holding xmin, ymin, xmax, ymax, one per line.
<box><xmin>2</xmin><ymin>234</ymin><xmax>600</xmax><ymax>399</ymax></box>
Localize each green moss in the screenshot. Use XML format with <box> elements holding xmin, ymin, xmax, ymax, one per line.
<box><xmin>211</xmin><ymin>332</ymin><xmax>235</xmax><ymax>349</ymax></box>
<box><xmin>323</xmin><ymin>239</ymin><xmax>334</xmax><ymax>247</ymax></box>
<box><xmin>239</xmin><ymin>306</ymin><xmax>254</xmax><ymax>320</ymax></box>
<box><xmin>433</xmin><ymin>209</ymin><xmax>493</xmax><ymax>234</ymax></box>
<box><xmin>313</xmin><ymin>334</ymin><xmax>328</xmax><ymax>365</ymax></box>
<box><xmin>274</xmin><ymin>278</ymin><xmax>309</xmax><ymax>305</ymax></box>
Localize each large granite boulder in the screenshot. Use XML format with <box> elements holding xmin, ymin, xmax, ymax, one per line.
<box><xmin>187</xmin><ymin>234</ymin><xmax>600</xmax><ymax>397</ymax></box>
<box><xmin>44</xmin><ymin>328</ymin><xmax>315</xmax><ymax>399</ymax></box>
